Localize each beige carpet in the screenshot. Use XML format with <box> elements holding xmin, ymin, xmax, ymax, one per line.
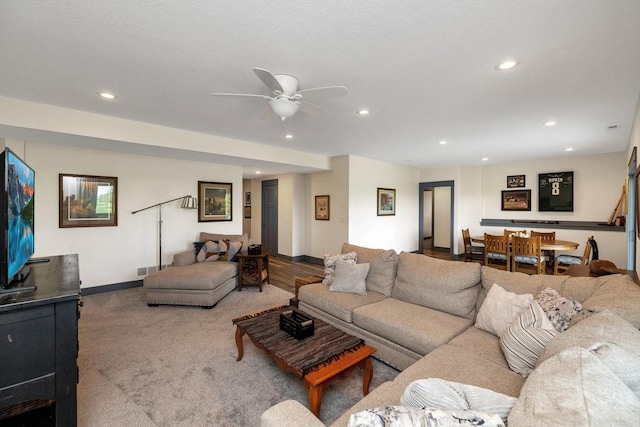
<box><xmin>78</xmin><ymin>284</ymin><xmax>398</xmax><ymax>426</ymax></box>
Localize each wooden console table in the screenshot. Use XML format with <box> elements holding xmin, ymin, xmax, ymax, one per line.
<box><xmin>236</xmin><ymin>251</ymin><xmax>271</xmax><ymax>291</ymax></box>
<box><xmin>0</xmin><ymin>254</ymin><xmax>81</xmax><ymax>426</ymax></box>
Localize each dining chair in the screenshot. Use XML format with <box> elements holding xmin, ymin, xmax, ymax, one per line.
<box><xmin>483</xmin><ymin>233</ymin><xmax>510</xmax><ymax>271</ymax></box>
<box><xmin>531</xmin><ymin>231</ymin><xmax>556</xmax><ymax>272</ymax></box>
<box><xmin>511</xmin><ymin>235</ymin><xmax>545</xmax><ymax>275</ymax></box>
<box><xmin>462</xmin><ymin>228</ymin><xmax>483</xmax><ymax>263</ymax></box>
<box><xmin>554</xmin><ymin>236</ymin><xmax>596</xmax><ymax>275</ymax></box>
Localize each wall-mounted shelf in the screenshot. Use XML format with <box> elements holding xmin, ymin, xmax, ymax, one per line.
<box><xmin>480</xmin><ymin>218</ymin><xmax>625</xmax><ymax>232</ymax></box>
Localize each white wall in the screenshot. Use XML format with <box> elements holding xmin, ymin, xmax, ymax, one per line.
<box><xmin>9</xmin><ymin>139</ymin><xmax>243</xmax><ymax>289</ymax></box>
<box><xmin>348</xmin><ymin>156</ymin><xmax>420</xmax><ymax>253</ymax></box>
<box><xmin>433</xmin><ymin>187</ymin><xmax>451</xmax><ymax>248</ymax></box>
<box><xmin>422</xmin><ymin>190</ymin><xmax>432</xmax><ymax>238</ymax></box>
<box><xmin>421</xmin><ymin>152</ymin><xmax>628</xmax><ymax>265</ymax></box>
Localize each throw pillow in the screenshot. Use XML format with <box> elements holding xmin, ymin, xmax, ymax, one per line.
<box><xmin>195</xmin><ymin>240</ymin><xmax>227</xmax><ymax>262</ymax></box>
<box><xmin>226</xmin><ymin>241</ymin><xmax>243</xmax><ymax>262</ymax></box>
<box><xmin>400</xmin><ymin>378</ymin><xmax>516</xmax><ymax>423</ymax></box>
<box><xmin>329</xmin><ymin>259</ymin><xmax>369</xmax><ymax>295</ymax></box>
<box><xmin>322</xmin><ymin>251</ymin><xmax>357</xmax><ymax>285</ymax></box>
<box><xmin>347</xmin><ymin>406</ymin><xmax>505</xmax><ymax>427</ymax></box>
<box><xmin>535</xmin><ymin>287</ymin><xmax>582</xmax><ymax>332</ymax></box>
<box><xmin>508</xmin><ymin>347</ymin><xmax>640</xmax><ymax>425</ymax></box>
<box><xmin>500</xmin><ymin>301</ymin><xmax>558</xmax><ymax>377</ymax></box>
<box><xmin>475</xmin><ymin>283</ymin><xmax>533</xmax><ymax>337</ymax></box>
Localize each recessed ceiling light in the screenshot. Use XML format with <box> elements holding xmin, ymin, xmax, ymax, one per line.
<box><xmin>544</xmin><ymin>120</ymin><xmax>557</xmax><ymax>127</ymax></box>
<box><xmin>496</xmin><ymin>60</ymin><xmax>518</xmax><ymax>70</ymax></box>
<box><xmin>439</xmin><ymin>140</ymin><xmax>447</xmax><ymax>145</ymax></box>
<box><xmin>284</xmin><ymin>133</ymin><xmax>293</xmax><ymax>139</ymax></box>
<box><xmin>482</xmin><ymin>157</ymin><xmax>489</xmax><ymax>161</ymax></box>
<box><xmin>255</xmin><ymin>171</ymin><xmax>261</xmax><ymax>174</ymax></box>
<box><xmin>98</xmin><ymin>91</ymin><xmax>116</xmax><ymax>99</ymax></box>
<box><xmin>357</xmin><ymin>109</ymin><xmax>370</xmax><ymax>116</ymax></box>
<box><xmin>565</xmin><ymin>147</ymin><xmax>574</xmax><ymax>152</ymax></box>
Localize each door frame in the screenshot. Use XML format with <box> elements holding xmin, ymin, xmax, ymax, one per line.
<box><xmin>419</xmin><ymin>180</ymin><xmax>455</xmax><ymax>258</ymax></box>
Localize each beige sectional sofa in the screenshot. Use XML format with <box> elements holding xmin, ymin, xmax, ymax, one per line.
<box><xmin>143</xmin><ymin>232</ymin><xmax>249</xmax><ymax>308</ymax></box>
<box><xmin>261</xmin><ymin>243</ymin><xmax>640</xmax><ymax>426</ymax></box>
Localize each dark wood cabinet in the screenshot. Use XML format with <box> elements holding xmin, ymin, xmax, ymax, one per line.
<box><xmin>0</xmin><ymin>255</ymin><xmax>80</xmax><ymax>426</ymax></box>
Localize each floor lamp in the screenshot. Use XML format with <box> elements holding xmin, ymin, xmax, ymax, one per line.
<box><xmin>132</xmin><ymin>195</ymin><xmax>198</xmax><ymax>271</ymax></box>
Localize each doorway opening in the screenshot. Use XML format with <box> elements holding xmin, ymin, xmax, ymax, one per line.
<box><xmin>419</xmin><ymin>180</ymin><xmax>454</xmax><ymax>259</ymax></box>
<box><xmin>261</xmin><ymin>179</ymin><xmax>278</xmax><ymax>255</ymax></box>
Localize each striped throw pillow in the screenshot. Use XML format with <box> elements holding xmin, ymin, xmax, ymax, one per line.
<box><xmin>500</xmin><ymin>301</ymin><xmax>557</xmax><ymax>377</ymax></box>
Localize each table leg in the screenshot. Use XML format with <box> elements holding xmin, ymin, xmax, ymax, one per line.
<box><xmin>307</xmin><ymin>383</ymin><xmax>328</xmax><ymax>418</ymax></box>
<box><xmin>362</xmin><ymin>356</ymin><xmax>373</xmax><ymax>395</ymax></box>
<box><xmin>235</xmin><ymin>326</ymin><xmax>245</xmax><ymax>361</ymax></box>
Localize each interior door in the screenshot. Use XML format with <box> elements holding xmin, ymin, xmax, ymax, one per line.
<box><xmin>261</xmin><ymin>179</ymin><xmax>278</xmax><ymax>255</ymax></box>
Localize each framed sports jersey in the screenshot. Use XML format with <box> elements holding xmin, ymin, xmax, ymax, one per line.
<box><xmin>538</xmin><ymin>171</ymin><xmax>574</xmax><ymax>212</ymax></box>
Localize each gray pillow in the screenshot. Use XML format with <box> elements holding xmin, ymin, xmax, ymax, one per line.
<box><xmin>329</xmin><ymin>259</ymin><xmax>369</xmax><ymax>295</ymax></box>
<box><xmin>341</xmin><ymin>243</ymin><xmax>398</xmax><ymax>296</ymax></box>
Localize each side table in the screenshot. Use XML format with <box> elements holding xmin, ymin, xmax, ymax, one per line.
<box><xmin>236</xmin><ymin>251</ymin><xmax>271</xmax><ymax>292</ymax></box>
<box><xmin>290</xmin><ymin>274</ymin><xmax>324</xmax><ymax>307</ymax></box>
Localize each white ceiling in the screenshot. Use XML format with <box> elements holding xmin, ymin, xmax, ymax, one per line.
<box><xmin>1</xmin><ymin>1</ymin><xmax>639</xmax><ymax>177</ymax></box>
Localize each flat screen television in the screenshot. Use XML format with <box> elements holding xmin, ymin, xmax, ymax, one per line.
<box><xmin>0</xmin><ymin>148</ymin><xmax>35</xmax><ymax>291</ymax></box>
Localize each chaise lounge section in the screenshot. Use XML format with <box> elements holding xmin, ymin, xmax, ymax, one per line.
<box><xmin>261</xmin><ymin>243</ymin><xmax>640</xmax><ymax>426</ymax></box>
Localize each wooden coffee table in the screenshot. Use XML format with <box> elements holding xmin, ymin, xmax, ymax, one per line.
<box><xmin>232</xmin><ymin>307</ymin><xmax>376</xmax><ymax>417</ymax></box>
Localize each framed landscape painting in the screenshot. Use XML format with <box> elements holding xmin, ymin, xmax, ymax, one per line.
<box><xmin>198</xmin><ymin>181</ymin><xmax>232</xmax><ymax>222</ymax></box>
<box><xmin>59</xmin><ymin>174</ymin><xmax>118</xmax><ymax>227</ymax></box>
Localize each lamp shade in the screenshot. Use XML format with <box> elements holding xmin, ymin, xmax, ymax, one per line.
<box><xmin>269</xmin><ymin>98</ymin><xmax>300</xmax><ymax>121</ymax></box>
<box><xmin>181</xmin><ymin>196</ymin><xmax>198</xmax><ymax>209</ymax></box>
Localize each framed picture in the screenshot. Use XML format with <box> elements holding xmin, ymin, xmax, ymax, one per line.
<box><xmin>539</xmin><ymin>171</ymin><xmax>574</xmax><ymax>212</ymax></box>
<box><xmin>59</xmin><ymin>174</ymin><xmax>118</xmax><ymax>227</ymax></box>
<box><xmin>377</xmin><ymin>188</ymin><xmax>396</xmax><ymax>216</ymax></box>
<box><xmin>501</xmin><ymin>189</ymin><xmax>531</xmax><ymax>211</ymax></box>
<box><xmin>507</xmin><ymin>175</ymin><xmax>526</xmax><ymax>188</ymax></box>
<box><xmin>245</xmin><ymin>192</ymin><xmax>251</xmax><ymax>206</ymax></box>
<box><xmin>315</xmin><ymin>195</ymin><xmax>330</xmax><ymax>220</ymax></box>
<box><xmin>198</xmin><ymin>181</ymin><xmax>232</xmax><ymax>222</ymax></box>
<box><xmin>244</xmin><ymin>206</ymin><xmax>251</xmax><ymax>219</ymax></box>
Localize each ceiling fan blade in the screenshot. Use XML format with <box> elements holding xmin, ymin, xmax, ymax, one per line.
<box><xmin>296</xmin><ymin>86</ymin><xmax>349</xmax><ymax>101</ymax></box>
<box><xmin>259</xmin><ymin>107</ymin><xmax>274</xmax><ymax>120</ymax></box>
<box><xmin>299</xmin><ymin>100</ymin><xmax>329</xmax><ymax>114</ymax></box>
<box><xmin>253</xmin><ymin>68</ymin><xmax>284</xmax><ymax>94</ymax></box>
<box><xmin>210</xmin><ymin>92</ymin><xmax>272</xmax><ymax>99</ymax></box>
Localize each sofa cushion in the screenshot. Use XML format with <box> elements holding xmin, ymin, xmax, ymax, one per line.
<box><xmin>448</xmin><ymin>327</ymin><xmax>509</xmax><ymax>369</ymax></box>
<box><xmin>569</xmin><ymin>274</ymin><xmax>640</xmax><ymax>328</ymax></box>
<box><xmin>298</xmin><ymin>283</ymin><xmax>386</xmax><ymax>323</ymax></box>
<box><xmin>342</xmin><ymin>243</ymin><xmax>398</xmax><ymax>296</ymax></box>
<box><xmin>330</xmin><ymin>381</ymin><xmax>407</xmax><ymax>427</ymax></box>
<box><xmin>394</xmin><ymin>344</ymin><xmax>525</xmax><ymax>398</ymax></box>
<box><xmin>534</xmin><ymin>287</ymin><xmax>582</xmax><ymax>332</ymax></box>
<box><xmin>322</xmin><ymin>251</ymin><xmax>357</xmax><ymax>285</ymax></box>
<box><xmin>329</xmin><ymin>259</ymin><xmax>369</xmax><ymax>295</ymax></box>
<box><xmin>475</xmin><ymin>284</ymin><xmax>533</xmax><ymax>337</ymax></box>
<box><xmin>352</xmin><ymin>298</ymin><xmax>472</xmax><ymax>356</ymax></box>
<box><xmin>499</xmin><ymin>301</ymin><xmax>557</xmax><ymax>377</ymax></box>
<box><xmin>143</xmin><ymin>261</ymin><xmax>237</xmax><ymax>290</ymax></box>
<box><xmin>392</xmin><ymin>252</ymin><xmax>481</xmax><ymax>319</ymax></box>
<box><xmin>508</xmin><ymin>347</ymin><xmax>640</xmax><ymax>426</ymax></box>
<box><xmin>538</xmin><ymin>310</ymin><xmax>640</xmax><ymax>397</ymax></box>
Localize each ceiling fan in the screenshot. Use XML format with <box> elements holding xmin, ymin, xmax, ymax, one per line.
<box><xmin>211</xmin><ymin>68</ymin><xmax>349</xmax><ymax>121</ymax></box>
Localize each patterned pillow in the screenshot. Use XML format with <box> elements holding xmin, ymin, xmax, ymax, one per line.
<box><xmin>194</xmin><ymin>240</ymin><xmax>227</xmax><ymax>262</ymax></box>
<box><xmin>347</xmin><ymin>406</ymin><xmax>505</xmax><ymax>427</ymax></box>
<box><xmin>322</xmin><ymin>251</ymin><xmax>357</xmax><ymax>285</ymax></box>
<box><xmin>535</xmin><ymin>287</ymin><xmax>582</xmax><ymax>332</ymax></box>
<box><xmin>500</xmin><ymin>301</ymin><xmax>558</xmax><ymax>377</ymax></box>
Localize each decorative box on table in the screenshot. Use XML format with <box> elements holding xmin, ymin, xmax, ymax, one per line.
<box><xmin>248</xmin><ymin>244</ymin><xmax>262</xmax><ymax>255</ymax></box>
<box><xmin>279</xmin><ymin>308</ymin><xmax>314</xmax><ymax>340</ymax></box>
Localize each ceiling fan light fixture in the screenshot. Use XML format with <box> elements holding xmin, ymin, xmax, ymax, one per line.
<box><xmin>269</xmin><ymin>98</ymin><xmax>300</xmax><ymax>121</ymax></box>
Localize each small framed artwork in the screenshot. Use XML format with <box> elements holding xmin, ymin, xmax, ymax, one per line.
<box><xmin>198</xmin><ymin>181</ymin><xmax>232</xmax><ymax>222</ymax></box>
<box><xmin>315</xmin><ymin>195</ymin><xmax>330</xmax><ymax>220</ymax></box>
<box><xmin>244</xmin><ymin>206</ymin><xmax>251</xmax><ymax>219</ymax></box>
<box><xmin>377</xmin><ymin>188</ymin><xmax>396</xmax><ymax>216</ymax></box>
<box><xmin>59</xmin><ymin>174</ymin><xmax>118</xmax><ymax>227</ymax></box>
<box><xmin>245</xmin><ymin>192</ymin><xmax>251</xmax><ymax>206</ymax></box>
<box><xmin>501</xmin><ymin>189</ymin><xmax>532</xmax><ymax>211</ymax></box>
<box><xmin>507</xmin><ymin>175</ymin><xmax>526</xmax><ymax>188</ymax></box>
